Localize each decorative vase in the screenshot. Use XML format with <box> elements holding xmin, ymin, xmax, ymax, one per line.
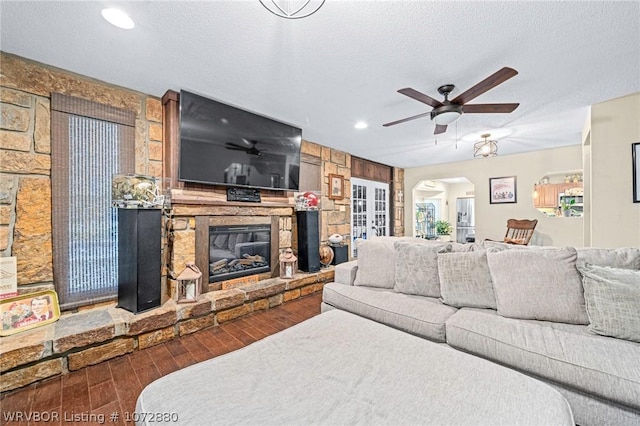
<box><xmin>328</xmin><ymin>233</ymin><xmax>344</xmax><ymax>245</ymax></box>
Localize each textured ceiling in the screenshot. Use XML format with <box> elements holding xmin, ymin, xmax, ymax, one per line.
<box><xmin>1</xmin><ymin>1</ymin><xmax>639</xmax><ymax>168</ymax></box>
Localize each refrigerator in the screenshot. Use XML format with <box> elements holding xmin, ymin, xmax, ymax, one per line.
<box><xmin>456</xmin><ymin>198</ymin><xmax>475</xmax><ymax>243</ymax></box>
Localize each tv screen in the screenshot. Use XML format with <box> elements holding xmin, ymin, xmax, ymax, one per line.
<box><xmin>178</xmin><ymin>90</ymin><xmax>302</xmax><ymax>190</ymax></box>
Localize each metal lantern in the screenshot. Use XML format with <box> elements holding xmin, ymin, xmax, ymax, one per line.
<box><xmin>279</xmin><ymin>248</ymin><xmax>297</xmax><ymax>279</ymax></box>
<box><xmin>175</xmin><ymin>262</ymin><xmax>202</xmax><ymax>303</ymax></box>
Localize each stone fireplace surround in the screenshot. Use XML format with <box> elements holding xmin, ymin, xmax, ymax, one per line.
<box><xmin>168</xmin><ymin>188</ymin><xmax>295</xmax><ymax>295</ymax></box>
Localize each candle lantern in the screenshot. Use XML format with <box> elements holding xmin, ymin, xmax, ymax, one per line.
<box><xmin>279</xmin><ymin>248</ymin><xmax>298</xmax><ymax>279</ymax></box>
<box><xmin>175</xmin><ymin>262</ymin><xmax>202</xmax><ymax>303</ymax></box>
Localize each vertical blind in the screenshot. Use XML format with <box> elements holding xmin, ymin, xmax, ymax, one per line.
<box><xmin>67</xmin><ymin>116</ymin><xmax>119</xmax><ymax>298</ymax></box>
<box><xmin>51</xmin><ymin>93</ymin><xmax>135</xmax><ymax>309</ymax></box>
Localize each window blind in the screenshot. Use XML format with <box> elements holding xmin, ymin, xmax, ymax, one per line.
<box><xmin>51</xmin><ymin>93</ymin><xmax>135</xmax><ymax>309</ymax></box>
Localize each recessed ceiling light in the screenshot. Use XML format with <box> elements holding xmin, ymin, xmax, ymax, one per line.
<box><xmin>101</xmin><ymin>8</ymin><xmax>135</xmax><ymax>29</ymax></box>
<box><xmin>354</xmin><ymin>122</ymin><xmax>368</xmax><ymax>129</ymax></box>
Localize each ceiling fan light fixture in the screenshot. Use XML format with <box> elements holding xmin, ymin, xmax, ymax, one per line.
<box><xmin>474</xmin><ymin>133</ymin><xmax>498</xmax><ymax>158</ymax></box>
<box><xmin>430</xmin><ymin>105</ymin><xmax>463</xmax><ymax>125</ymax></box>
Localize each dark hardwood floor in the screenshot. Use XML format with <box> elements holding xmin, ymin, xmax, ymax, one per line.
<box><xmin>0</xmin><ymin>292</ymin><xmax>323</xmax><ymax>426</ymax></box>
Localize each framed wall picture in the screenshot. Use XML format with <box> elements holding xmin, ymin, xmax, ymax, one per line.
<box><xmin>329</xmin><ymin>174</ymin><xmax>344</xmax><ymax>200</ymax></box>
<box><xmin>633</xmin><ymin>143</ymin><xmax>640</xmax><ymax>203</ymax></box>
<box><xmin>1</xmin><ymin>290</ymin><xmax>61</xmax><ymax>336</ymax></box>
<box><xmin>490</xmin><ymin>176</ymin><xmax>517</xmax><ymax>204</ymax></box>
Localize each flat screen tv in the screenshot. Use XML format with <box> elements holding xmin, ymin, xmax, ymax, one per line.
<box><xmin>178</xmin><ymin>90</ymin><xmax>302</xmax><ymax>190</ymax></box>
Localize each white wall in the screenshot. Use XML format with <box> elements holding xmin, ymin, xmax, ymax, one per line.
<box><xmin>405</xmin><ymin>145</ymin><xmax>584</xmax><ymax>246</ymax></box>
<box><xmin>588</xmin><ymin>92</ymin><xmax>640</xmax><ymax>247</ymax></box>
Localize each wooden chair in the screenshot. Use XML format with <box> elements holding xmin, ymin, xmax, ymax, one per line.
<box><xmin>502</xmin><ymin>218</ymin><xmax>538</xmax><ymax>245</ymax></box>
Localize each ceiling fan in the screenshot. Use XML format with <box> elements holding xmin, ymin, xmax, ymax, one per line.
<box><xmin>225</xmin><ymin>139</ymin><xmax>262</xmax><ymax>156</ymax></box>
<box><xmin>383</xmin><ymin>67</ymin><xmax>520</xmax><ymax>135</ymax></box>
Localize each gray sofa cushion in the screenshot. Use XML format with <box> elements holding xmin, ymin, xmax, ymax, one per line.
<box><xmin>438</xmin><ymin>251</ymin><xmax>497</xmax><ymax>309</ymax></box>
<box><xmin>486</xmin><ymin>247</ymin><xmax>589</xmax><ymax>324</ymax></box>
<box><xmin>576</xmin><ymin>247</ymin><xmax>640</xmax><ymax>269</ymax></box>
<box><xmin>578</xmin><ymin>263</ymin><xmax>640</xmax><ymax>342</ymax></box>
<box><xmin>446</xmin><ymin>308</ymin><xmax>640</xmax><ymax>411</ymax></box>
<box><xmin>322</xmin><ymin>282</ymin><xmax>458</xmax><ymax>342</ymax></box>
<box><xmin>353</xmin><ymin>238</ymin><xmax>396</xmax><ymax>288</ymax></box>
<box><xmin>393</xmin><ymin>241</ymin><xmax>450</xmax><ymax>297</ymax></box>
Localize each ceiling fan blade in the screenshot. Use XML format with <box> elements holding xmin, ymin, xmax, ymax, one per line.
<box><xmin>225</xmin><ymin>143</ymin><xmax>247</xmax><ymax>150</ymax></box>
<box><xmin>462</xmin><ymin>103</ymin><xmax>519</xmax><ymax>113</ymax></box>
<box><xmin>451</xmin><ymin>67</ymin><xmax>518</xmax><ymax>105</ymax></box>
<box><xmin>434</xmin><ymin>124</ymin><xmax>448</xmax><ymax>135</ymax></box>
<box><xmin>397</xmin><ymin>88</ymin><xmax>443</xmax><ymax>108</ymax></box>
<box><xmin>383</xmin><ymin>111</ymin><xmax>432</xmax><ymax>127</ymax></box>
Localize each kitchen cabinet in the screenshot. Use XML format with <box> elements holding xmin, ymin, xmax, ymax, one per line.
<box><xmin>534</xmin><ymin>184</ymin><xmax>559</xmax><ymax>208</ymax></box>
<box><xmin>534</xmin><ymin>182</ymin><xmax>584</xmax><ymax>209</ymax></box>
<box><xmin>558</xmin><ymin>182</ymin><xmax>583</xmax><ymax>195</ymax></box>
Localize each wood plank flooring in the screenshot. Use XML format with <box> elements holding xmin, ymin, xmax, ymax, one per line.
<box><xmin>0</xmin><ymin>292</ymin><xmax>322</xmax><ymax>426</ymax></box>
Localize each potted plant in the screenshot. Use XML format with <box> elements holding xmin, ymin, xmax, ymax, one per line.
<box><xmin>435</xmin><ymin>220</ymin><xmax>453</xmax><ymax>239</ymax></box>
<box><xmin>560</xmin><ymin>198</ymin><xmax>575</xmax><ymax>217</ymax></box>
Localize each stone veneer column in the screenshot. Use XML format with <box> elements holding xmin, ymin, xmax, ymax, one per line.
<box><xmin>393</xmin><ymin>167</ymin><xmax>405</xmax><ymax>236</ymax></box>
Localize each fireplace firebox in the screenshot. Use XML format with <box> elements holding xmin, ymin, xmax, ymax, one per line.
<box><xmin>209</xmin><ymin>224</ymin><xmax>271</xmax><ymax>282</ymax></box>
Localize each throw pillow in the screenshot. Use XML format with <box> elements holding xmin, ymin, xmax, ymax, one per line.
<box><xmin>438</xmin><ymin>251</ymin><xmax>497</xmax><ymax>309</ymax></box>
<box><xmin>353</xmin><ymin>237</ymin><xmax>440</xmax><ymax>289</ymax></box>
<box><xmin>576</xmin><ymin>247</ymin><xmax>640</xmax><ymax>270</ymax></box>
<box><xmin>486</xmin><ymin>247</ymin><xmax>589</xmax><ymax>324</ymax></box>
<box><xmin>353</xmin><ymin>238</ymin><xmax>396</xmax><ymax>288</ymax></box>
<box><xmin>393</xmin><ymin>241</ymin><xmax>451</xmax><ymax>297</ymax></box>
<box><xmin>577</xmin><ymin>263</ymin><xmax>640</xmax><ymax>342</ymax></box>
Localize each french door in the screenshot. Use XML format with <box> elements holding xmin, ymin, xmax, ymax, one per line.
<box><xmin>351</xmin><ymin>177</ymin><xmax>390</xmax><ymax>257</ymax></box>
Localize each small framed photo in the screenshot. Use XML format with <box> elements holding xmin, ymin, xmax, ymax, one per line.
<box><xmin>329</xmin><ymin>174</ymin><xmax>344</xmax><ymax>200</ymax></box>
<box><xmin>1</xmin><ymin>290</ymin><xmax>60</xmax><ymax>336</ymax></box>
<box><xmin>633</xmin><ymin>143</ymin><xmax>640</xmax><ymax>203</ymax></box>
<box><xmin>490</xmin><ymin>176</ymin><xmax>517</xmax><ymax>204</ymax></box>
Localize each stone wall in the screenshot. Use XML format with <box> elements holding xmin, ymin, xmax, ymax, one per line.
<box><xmin>323</xmin><ymin>144</ymin><xmax>353</xmax><ymax>242</ymax></box>
<box><xmin>393</xmin><ymin>168</ymin><xmax>405</xmax><ymax>236</ymax></box>
<box><xmin>0</xmin><ymin>52</ymin><xmax>162</xmax><ymax>290</ymax></box>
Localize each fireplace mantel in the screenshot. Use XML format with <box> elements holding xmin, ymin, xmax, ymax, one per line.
<box><xmin>170</xmin><ymin>188</ymin><xmax>293</xmax><ymax>208</ymax></box>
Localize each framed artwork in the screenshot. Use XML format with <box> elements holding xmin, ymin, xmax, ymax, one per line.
<box><xmin>633</xmin><ymin>143</ymin><xmax>640</xmax><ymax>203</ymax></box>
<box><xmin>329</xmin><ymin>174</ymin><xmax>344</xmax><ymax>200</ymax></box>
<box><xmin>1</xmin><ymin>290</ymin><xmax>61</xmax><ymax>336</ymax></box>
<box><xmin>490</xmin><ymin>176</ymin><xmax>517</xmax><ymax>204</ymax></box>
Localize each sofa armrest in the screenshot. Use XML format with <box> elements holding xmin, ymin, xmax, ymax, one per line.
<box><xmin>334</xmin><ymin>260</ymin><xmax>358</xmax><ymax>286</ymax></box>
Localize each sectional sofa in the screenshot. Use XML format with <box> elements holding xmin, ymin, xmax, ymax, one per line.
<box><xmin>321</xmin><ymin>237</ymin><xmax>640</xmax><ymax>426</ymax></box>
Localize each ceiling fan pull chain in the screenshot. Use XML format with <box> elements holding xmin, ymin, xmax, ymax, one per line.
<box><xmin>455</xmin><ymin>121</ymin><xmax>458</xmax><ymax>149</ymax></box>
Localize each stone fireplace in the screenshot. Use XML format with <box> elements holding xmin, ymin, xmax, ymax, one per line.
<box><xmin>166</xmin><ymin>196</ymin><xmax>291</xmax><ymax>295</ymax></box>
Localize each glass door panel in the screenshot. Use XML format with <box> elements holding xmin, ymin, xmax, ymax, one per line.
<box><xmin>351</xmin><ymin>178</ymin><xmax>389</xmax><ymax>257</ymax></box>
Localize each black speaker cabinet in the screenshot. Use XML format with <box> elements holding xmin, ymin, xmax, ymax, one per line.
<box><xmin>330</xmin><ymin>245</ymin><xmax>349</xmax><ymax>265</ymax></box>
<box><xmin>117</xmin><ymin>209</ymin><xmax>161</xmax><ymax>314</ymax></box>
<box><xmin>296</xmin><ymin>210</ymin><xmax>320</xmax><ymax>273</ymax></box>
